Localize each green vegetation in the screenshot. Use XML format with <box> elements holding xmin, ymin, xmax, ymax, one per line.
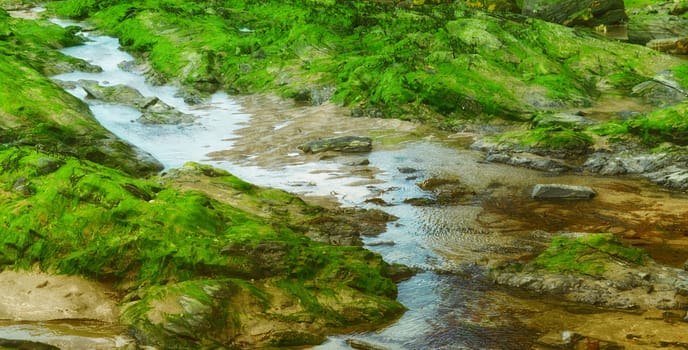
<box><xmin>0</xmin><ymin>146</ymin><xmax>404</xmax><ymax>347</ymax></box>
<box><xmin>0</xmin><ymin>9</ymin><xmax>161</xmax><ymax>176</ymax></box>
<box><xmin>593</xmin><ymin>102</ymin><xmax>688</xmax><ymax>146</ymax></box>
<box><xmin>43</xmin><ymin>0</ymin><xmax>671</xmax><ymax>127</ymax></box>
<box><xmin>532</xmin><ymin>233</ymin><xmax>648</xmax><ymax>276</ymax></box>
<box><xmin>494</xmin><ymin>126</ymin><xmax>593</xmax><ymax>152</ymax></box>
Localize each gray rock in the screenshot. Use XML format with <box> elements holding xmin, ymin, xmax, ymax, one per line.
<box><xmin>631</xmin><ymin>71</ymin><xmax>687</xmax><ymax>107</ymax></box>
<box><xmin>486</xmin><ymin>152</ymin><xmax>572</xmax><ymax>173</ymax></box>
<box><xmin>532</xmin><ymin>184</ymin><xmax>596</xmax><ymax>200</ymax></box>
<box><xmin>77</xmin><ymin>80</ymin><xmax>197</xmax><ymax>125</ymax></box>
<box><xmin>532</xmin><ymin>113</ymin><xmax>597</xmax><ymax>130</ymax></box>
<box><xmin>627</xmin><ymin>14</ymin><xmax>688</xmax><ymax>45</ymax></box>
<box><xmin>645</xmin><ymin>166</ymin><xmax>688</xmax><ymax>191</ymax></box>
<box><xmin>298</xmin><ymin>136</ymin><xmax>373</xmax><ymax>153</ymax></box>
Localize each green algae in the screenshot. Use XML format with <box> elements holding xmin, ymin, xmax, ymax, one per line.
<box><xmin>44</xmin><ymin>0</ymin><xmax>672</xmax><ymax>128</ymax></box>
<box><xmin>593</xmin><ymin>102</ymin><xmax>688</xmax><ymax>146</ymax></box>
<box><xmin>0</xmin><ymin>12</ymin><xmax>161</xmax><ymax>176</ymax></box>
<box><xmin>532</xmin><ymin>233</ymin><xmax>648</xmax><ymax>276</ymax></box>
<box><xmin>0</xmin><ymin>146</ymin><xmax>404</xmax><ymax>347</ymax></box>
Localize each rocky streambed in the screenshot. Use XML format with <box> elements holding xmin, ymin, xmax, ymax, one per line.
<box><xmin>2</xmin><ymin>2</ymin><xmax>688</xmax><ymax>349</ymax></box>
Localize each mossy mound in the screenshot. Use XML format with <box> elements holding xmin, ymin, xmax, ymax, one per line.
<box><xmin>44</xmin><ymin>0</ymin><xmax>675</xmax><ymax>127</ymax></box>
<box><xmin>593</xmin><ymin>101</ymin><xmax>688</xmax><ymax>146</ymax></box>
<box><xmin>0</xmin><ymin>146</ymin><xmax>404</xmax><ymax>348</ymax></box>
<box><xmin>0</xmin><ymin>11</ymin><xmax>162</xmax><ymax>176</ymax></box>
<box><xmin>530</xmin><ymin>233</ymin><xmax>647</xmax><ymax>276</ymax></box>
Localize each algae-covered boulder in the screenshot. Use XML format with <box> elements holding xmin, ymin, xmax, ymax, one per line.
<box><xmin>491</xmin><ymin>233</ymin><xmax>688</xmax><ymax>310</ymax></box>
<box><xmin>0</xmin><ymin>14</ymin><xmax>162</xmax><ymax>176</ymax></box>
<box><xmin>0</xmin><ymin>147</ymin><xmax>404</xmax><ymax>348</ymax></box>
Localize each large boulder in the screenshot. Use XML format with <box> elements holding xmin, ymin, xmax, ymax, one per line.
<box><xmin>522</xmin><ymin>0</ymin><xmax>627</xmax><ymax>27</ymax></box>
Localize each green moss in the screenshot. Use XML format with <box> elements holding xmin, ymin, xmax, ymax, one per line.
<box><xmin>0</xmin><ymin>147</ymin><xmax>403</xmax><ymax>346</ymax></box>
<box><xmin>43</xmin><ymin>0</ymin><xmax>668</xmax><ymax>127</ymax></box>
<box><xmin>497</xmin><ymin>126</ymin><xmax>593</xmax><ymax>150</ymax></box>
<box><xmin>532</xmin><ymin>233</ymin><xmax>648</xmax><ymax>276</ymax></box>
<box><xmin>673</xmin><ymin>63</ymin><xmax>688</xmax><ymax>89</ymax></box>
<box><xmin>594</xmin><ymin>102</ymin><xmax>688</xmax><ymax>146</ymax></box>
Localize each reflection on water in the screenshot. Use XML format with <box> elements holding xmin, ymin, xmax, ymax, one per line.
<box><xmin>11</xmin><ymin>20</ymin><xmax>686</xmax><ymax>349</ymax></box>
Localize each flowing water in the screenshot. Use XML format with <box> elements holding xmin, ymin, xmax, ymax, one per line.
<box><xmin>3</xmin><ymin>14</ymin><xmax>688</xmax><ymax>349</ymax></box>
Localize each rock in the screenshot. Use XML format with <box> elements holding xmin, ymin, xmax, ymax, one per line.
<box><xmin>416</xmin><ymin>177</ymin><xmax>476</xmax><ymax>205</ymax></box>
<box><xmin>298</xmin><ymin>136</ymin><xmax>373</xmax><ymax>153</ymax></box>
<box><xmin>627</xmin><ymin>14</ymin><xmax>688</xmax><ymax>45</ymax></box>
<box><xmin>12</xmin><ymin>176</ymin><xmax>32</xmax><ymax>196</ymax></box>
<box><xmin>531</xmin><ymin>184</ymin><xmax>596</xmax><ymax>200</ymax></box>
<box><xmin>486</xmin><ymin>152</ymin><xmax>572</xmax><ymax>173</ymax></box>
<box><xmin>0</xmin><ymin>338</ymin><xmax>60</xmax><ymax>350</ymax></box>
<box><xmin>79</xmin><ymin>79</ymin><xmax>145</xmax><ymax>103</ymax></box>
<box><xmin>522</xmin><ymin>0</ymin><xmax>627</xmax><ymax>27</ymax></box>
<box><xmin>346</xmin><ymin>338</ymin><xmax>391</xmax><ymax>350</ymax></box>
<box><xmin>532</xmin><ymin>113</ymin><xmax>597</xmax><ymax>130</ymax></box>
<box><xmin>645</xmin><ymin>166</ymin><xmax>688</xmax><ymax>191</ymax></box>
<box><xmin>647</xmin><ymin>37</ymin><xmax>688</xmax><ymax>55</ymax></box>
<box><xmin>631</xmin><ymin>70</ymin><xmax>687</xmax><ymax>107</ymax></box>
<box><xmin>491</xmin><ymin>233</ymin><xmax>688</xmax><ymax>310</ymax></box>
<box><xmin>77</xmin><ymin>80</ymin><xmax>197</xmax><ymax>125</ymax></box>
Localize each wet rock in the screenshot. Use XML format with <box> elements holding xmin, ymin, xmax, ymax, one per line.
<box><xmin>492</xmin><ymin>233</ymin><xmax>688</xmax><ymax>311</ymax></box>
<box><xmin>298</xmin><ymin>136</ymin><xmax>373</xmax><ymax>153</ymax></box>
<box><xmin>416</xmin><ymin>177</ymin><xmax>476</xmax><ymax>205</ymax></box>
<box><xmin>582</xmin><ymin>152</ymin><xmax>675</xmax><ymax>176</ymax></box>
<box><xmin>79</xmin><ymin>79</ymin><xmax>145</xmax><ymax>102</ymax></box>
<box><xmin>137</xmin><ymin>97</ymin><xmax>197</xmax><ymax>125</ymax></box>
<box><xmin>645</xmin><ymin>166</ymin><xmax>688</xmax><ymax>191</ymax></box>
<box><xmin>627</xmin><ymin>13</ymin><xmax>688</xmax><ymax>45</ymax></box>
<box><xmin>647</xmin><ymin>37</ymin><xmax>688</xmax><ymax>55</ymax></box>
<box><xmin>292</xmin><ymin>85</ymin><xmax>335</xmax><ymax>106</ymax></box>
<box><xmin>531</xmin><ymin>184</ymin><xmax>596</xmax><ymax>200</ymax></box>
<box><xmin>522</xmin><ymin>0</ymin><xmax>627</xmax><ymax>27</ymax></box>
<box><xmin>532</xmin><ymin>112</ymin><xmax>597</xmax><ymax>130</ymax></box>
<box><xmin>631</xmin><ymin>71</ymin><xmax>688</xmax><ymax>107</ymax></box>
<box><xmin>0</xmin><ymin>338</ymin><xmax>60</xmax><ymax>350</ymax></box>
<box><xmin>397</xmin><ymin>167</ymin><xmax>418</xmax><ymax>174</ymax></box>
<box><xmin>486</xmin><ymin>152</ymin><xmax>572</xmax><ymax>173</ymax></box>
<box><xmin>77</xmin><ymin>80</ymin><xmax>197</xmax><ymax>125</ymax></box>
<box><xmin>346</xmin><ymin>338</ymin><xmax>391</xmax><ymax>350</ymax></box>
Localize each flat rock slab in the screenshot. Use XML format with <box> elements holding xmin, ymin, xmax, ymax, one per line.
<box><xmin>532</xmin><ymin>184</ymin><xmax>596</xmax><ymax>200</ymax></box>
<box><xmin>298</xmin><ymin>136</ymin><xmax>373</xmax><ymax>153</ymax></box>
<box><xmin>0</xmin><ymin>270</ymin><xmax>118</xmax><ymax>322</ymax></box>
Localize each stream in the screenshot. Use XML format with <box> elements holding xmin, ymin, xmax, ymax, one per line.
<box><xmin>3</xmin><ymin>12</ymin><xmax>688</xmax><ymax>349</ymax></box>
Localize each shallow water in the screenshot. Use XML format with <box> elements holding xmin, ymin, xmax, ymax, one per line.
<box><xmin>4</xmin><ymin>17</ymin><xmax>688</xmax><ymax>349</ymax></box>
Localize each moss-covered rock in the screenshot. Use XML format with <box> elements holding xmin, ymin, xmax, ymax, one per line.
<box><xmin>0</xmin><ymin>12</ymin><xmax>162</xmax><ymax>176</ymax></box>
<box><xmin>0</xmin><ymin>147</ymin><xmax>404</xmax><ymax>348</ymax></box>
<box><xmin>492</xmin><ymin>233</ymin><xmax>688</xmax><ymax>310</ymax></box>
<box><xmin>43</xmin><ymin>0</ymin><xmax>677</xmax><ymax>128</ymax></box>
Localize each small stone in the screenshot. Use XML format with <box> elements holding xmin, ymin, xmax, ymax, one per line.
<box><xmin>532</xmin><ymin>184</ymin><xmax>596</xmax><ymax>200</ymax></box>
